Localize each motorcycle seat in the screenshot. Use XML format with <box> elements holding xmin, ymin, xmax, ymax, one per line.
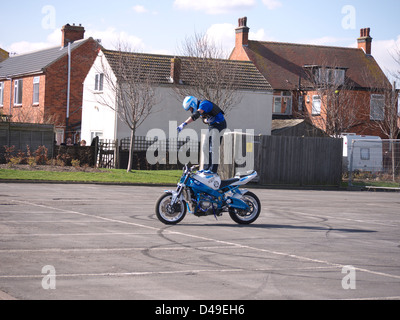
<box><xmin>235</xmin><ymin>170</ymin><xmax>256</xmax><ymax>178</ymax></box>
<box><xmin>220</xmin><ymin>178</ymin><xmax>240</xmax><ymax>189</ymax></box>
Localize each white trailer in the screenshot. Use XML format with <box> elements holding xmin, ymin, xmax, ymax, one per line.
<box><xmin>342</xmin><ymin>134</ymin><xmax>383</xmax><ymax>173</ymax></box>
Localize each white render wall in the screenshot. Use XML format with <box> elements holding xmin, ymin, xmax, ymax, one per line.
<box><xmin>116</xmin><ymin>86</ymin><xmax>272</xmax><ymax>140</ymax></box>
<box><xmin>81</xmin><ymin>52</ymin><xmax>117</xmax><ymax>144</ymax></box>
<box><xmin>82</xmin><ymin>53</ymin><xmax>273</xmax><ymax>145</ymax></box>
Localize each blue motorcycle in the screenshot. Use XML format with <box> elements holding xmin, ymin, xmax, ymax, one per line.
<box><xmin>156</xmin><ymin>165</ymin><xmax>261</xmax><ymax>225</ymax></box>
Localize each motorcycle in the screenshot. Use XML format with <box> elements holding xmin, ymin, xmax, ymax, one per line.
<box><xmin>155</xmin><ymin>165</ymin><xmax>261</xmax><ymax>225</ymax></box>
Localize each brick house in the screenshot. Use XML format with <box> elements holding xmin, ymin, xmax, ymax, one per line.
<box><xmin>230</xmin><ymin>17</ymin><xmax>395</xmax><ymax>138</ymax></box>
<box><xmin>0</xmin><ymin>24</ymin><xmax>101</xmax><ymax>144</ymax></box>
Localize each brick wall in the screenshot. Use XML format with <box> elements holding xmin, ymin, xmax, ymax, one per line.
<box><xmin>44</xmin><ymin>38</ymin><xmax>100</xmax><ymax>133</ymax></box>
<box><xmin>302</xmin><ymin>89</ymin><xmax>387</xmax><ymax>138</ymax></box>
<box><xmin>0</xmin><ymin>75</ymin><xmax>45</xmax><ymax>123</ymax></box>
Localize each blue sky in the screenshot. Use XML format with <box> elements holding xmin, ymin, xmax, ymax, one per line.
<box><xmin>1</xmin><ymin>0</ymin><xmax>399</xmax><ymax>76</ymax></box>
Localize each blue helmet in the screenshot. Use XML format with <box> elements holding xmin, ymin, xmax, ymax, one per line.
<box><xmin>183</xmin><ymin>96</ymin><xmax>198</xmax><ymax>112</ymax></box>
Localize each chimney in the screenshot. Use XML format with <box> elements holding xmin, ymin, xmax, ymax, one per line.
<box><xmin>235</xmin><ymin>17</ymin><xmax>250</xmax><ymax>47</ymax></box>
<box><xmin>61</xmin><ymin>23</ymin><xmax>85</xmax><ymax>47</ymax></box>
<box><xmin>170</xmin><ymin>57</ymin><xmax>182</xmax><ymax>84</ymax></box>
<box><xmin>358</xmin><ymin>28</ymin><xmax>372</xmax><ymax>55</ymax></box>
<box><xmin>0</xmin><ymin>48</ymin><xmax>9</xmax><ymax>63</ymax></box>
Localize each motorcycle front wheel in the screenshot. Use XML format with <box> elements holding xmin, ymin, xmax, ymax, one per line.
<box><xmin>156</xmin><ymin>192</ymin><xmax>187</xmax><ymax>225</ymax></box>
<box><xmin>229</xmin><ymin>191</ymin><xmax>261</xmax><ymax>225</ymax></box>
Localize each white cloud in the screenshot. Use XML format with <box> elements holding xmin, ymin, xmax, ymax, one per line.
<box><xmin>5</xmin><ymin>29</ymin><xmax>60</xmax><ymax>55</ymax></box>
<box><xmin>262</xmin><ymin>0</ymin><xmax>282</xmax><ymax>10</ymax></box>
<box><xmin>205</xmin><ymin>23</ymin><xmax>273</xmax><ymax>56</ymax></box>
<box><xmin>4</xmin><ymin>27</ymin><xmax>146</xmax><ymax>55</ymax></box>
<box><xmin>132</xmin><ymin>5</ymin><xmax>148</xmax><ymax>14</ymax></box>
<box><xmin>371</xmin><ymin>35</ymin><xmax>400</xmax><ymax>78</ymax></box>
<box><xmin>206</xmin><ymin>23</ymin><xmax>236</xmax><ymax>55</ymax></box>
<box><xmin>250</xmin><ymin>28</ymin><xmax>274</xmax><ymax>41</ymax></box>
<box><xmin>174</xmin><ymin>0</ymin><xmax>256</xmax><ymax>14</ymax></box>
<box><xmin>86</xmin><ymin>27</ymin><xmax>145</xmax><ymax>51</ymax></box>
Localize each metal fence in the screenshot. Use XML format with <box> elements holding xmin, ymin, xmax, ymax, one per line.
<box><xmin>96</xmin><ymin>136</ymin><xmax>200</xmax><ymax>169</ymax></box>
<box><xmin>119</xmin><ymin>136</ymin><xmax>199</xmax><ymax>152</ymax></box>
<box><xmin>347</xmin><ymin>139</ymin><xmax>400</xmax><ymax>188</ymax></box>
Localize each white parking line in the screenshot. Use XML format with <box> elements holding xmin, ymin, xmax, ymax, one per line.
<box><xmin>0</xmin><ymin>232</ymin><xmax>157</xmax><ymax>237</ymax></box>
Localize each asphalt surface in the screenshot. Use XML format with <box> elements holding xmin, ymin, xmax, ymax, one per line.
<box><xmin>0</xmin><ymin>182</ymin><xmax>399</xmax><ymax>300</ymax></box>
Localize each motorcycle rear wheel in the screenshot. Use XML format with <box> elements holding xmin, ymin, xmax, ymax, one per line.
<box><xmin>156</xmin><ymin>192</ymin><xmax>187</xmax><ymax>225</ymax></box>
<box><xmin>228</xmin><ymin>191</ymin><xmax>261</xmax><ymax>225</ymax></box>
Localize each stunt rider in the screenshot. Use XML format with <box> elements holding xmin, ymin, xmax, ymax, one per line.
<box><xmin>177</xmin><ymin>96</ymin><xmax>227</xmax><ymax>174</ymax></box>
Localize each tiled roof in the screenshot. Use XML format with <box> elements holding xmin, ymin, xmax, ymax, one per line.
<box><xmin>244</xmin><ymin>40</ymin><xmax>390</xmax><ymax>90</ymax></box>
<box><xmin>103</xmin><ymin>49</ymin><xmax>272</xmax><ymax>91</ymax></box>
<box><xmin>180</xmin><ymin>56</ymin><xmax>272</xmax><ymax>91</ymax></box>
<box><xmin>271</xmin><ymin>119</ymin><xmax>305</xmax><ymax>131</ymax></box>
<box><xmin>103</xmin><ymin>50</ymin><xmax>173</xmax><ymax>84</ymax></box>
<box><xmin>0</xmin><ymin>39</ymin><xmax>89</xmax><ymax>79</ymax></box>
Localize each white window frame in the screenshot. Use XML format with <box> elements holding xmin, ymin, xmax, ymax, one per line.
<box><xmin>94</xmin><ymin>73</ymin><xmax>104</xmax><ymax>92</ymax></box>
<box><xmin>273</xmin><ymin>92</ymin><xmax>292</xmax><ymax>115</ymax></box>
<box><xmin>91</xmin><ymin>131</ymin><xmax>103</xmax><ymax>143</ymax></box>
<box><xmin>273</xmin><ymin>97</ymin><xmax>282</xmax><ymax>113</ymax></box>
<box><xmin>55</xmin><ymin>128</ymin><xmax>65</xmax><ymax>145</ymax></box>
<box><xmin>312</xmin><ymin>95</ymin><xmax>321</xmax><ymax>115</ymax></box>
<box><xmin>316</xmin><ymin>68</ymin><xmax>346</xmax><ymax>86</ymax></box>
<box><xmin>14</xmin><ymin>79</ymin><xmax>23</xmax><ymax>106</ymax></box>
<box><xmin>33</xmin><ymin>76</ymin><xmax>40</xmax><ymax>105</ymax></box>
<box><xmin>360</xmin><ymin>148</ymin><xmax>370</xmax><ymax>161</ymax></box>
<box><xmin>0</xmin><ymin>82</ymin><xmax>4</xmax><ymax>107</ymax></box>
<box><xmin>370</xmin><ymin>94</ymin><xmax>385</xmax><ymax>121</ymax></box>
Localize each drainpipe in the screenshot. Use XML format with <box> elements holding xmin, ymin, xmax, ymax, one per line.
<box><xmin>66</xmin><ymin>42</ymin><xmax>71</xmax><ymax>142</ymax></box>
<box><xmin>6</xmin><ymin>77</ymin><xmax>12</xmax><ymax>119</ymax></box>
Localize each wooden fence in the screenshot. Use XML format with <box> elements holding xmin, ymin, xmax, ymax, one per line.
<box><xmin>220</xmin><ymin>134</ymin><xmax>343</xmax><ymax>186</ymax></box>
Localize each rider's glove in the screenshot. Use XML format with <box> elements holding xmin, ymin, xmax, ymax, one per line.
<box><xmin>177</xmin><ymin>122</ymin><xmax>187</xmax><ymax>133</ymax></box>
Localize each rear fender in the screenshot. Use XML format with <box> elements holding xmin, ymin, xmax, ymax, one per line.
<box><xmin>227</xmin><ymin>196</ymin><xmax>250</xmax><ymax>211</ymax></box>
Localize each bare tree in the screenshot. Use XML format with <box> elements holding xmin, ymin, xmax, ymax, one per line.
<box><xmin>174</xmin><ymin>31</ymin><xmax>242</xmax><ymax>114</ymax></box>
<box><xmin>9</xmin><ymin>105</ymin><xmax>60</xmax><ymax>126</ymax></box>
<box><xmin>366</xmin><ymin>78</ymin><xmax>399</xmax><ymax>181</ymax></box>
<box><xmin>95</xmin><ymin>43</ymin><xmax>159</xmax><ymax>172</ymax></box>
<box><xmin>303</xmin><ymin>63</ymin><xmax>360</xmax><ymax>137</ymax></box>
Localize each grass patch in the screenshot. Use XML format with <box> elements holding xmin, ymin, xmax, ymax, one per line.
<box><xmin>350</xmin><ymin>180</ymin><xmax>400</xmax><ymax>188</ymax></box>
<box><xmin>0</xmin><ymin>168</ymin><xmax>182</xmax><ymax>185</ymax></box>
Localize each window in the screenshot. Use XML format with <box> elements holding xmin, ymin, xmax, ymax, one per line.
<box><xmin>335</xmin><ymin>69</ymin><xmax>346</xmax><ymax>85</ymax></box>
<box><xmin>370</xmin><ymin>94</ymin><xmax>385</xmax><ymax>120</ymax></box>
<box><xmin>33</xmin><ymin>77</ymin><xmax>40</xmax><ymax>104</ymax></box>
<box><xmin>94</xmin><ymin>73</ymin><xmax>104</xmax><ymax>92</ymax></box>
<box><xmin>55</xmin><ymin>129</ymin><xmax>64</xmax><ymax>145</ymax></box>
<box><xmin>0</xmin><ymin>82</ymin><xmax>4</xmax><ymax>106</ymax></box>
<box><xmin>273</xmin><ymin>92</ymin><xmax>292</xmax><ymax>115</ymax></box>
<box><xmin>312</xmin><ymin>95</ymin><xmax>321</xmax><ymax>115</ymax></box>
<box><xmin>14</xmin><ymin>79</ymin><xmax>23</xmax><ymax>105</ymax></box>
<box><xmin>360</xmin><ymin>148</ymin><xmax>370</xmax><ymax>161</ymax></box>
<box><xmin>91</xmin><ymin>131</ymin><xmax>103</xmax><ymax>143</ymax></box>
<box><xmin>273</xmin><ymin>97</ymin><xmax>282</xmax><ymax>113</ymax></box>
<box><xmin>309</xmin><ymin>66</ymin><xmax>346</xmax><ymax>86</ymax></box>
